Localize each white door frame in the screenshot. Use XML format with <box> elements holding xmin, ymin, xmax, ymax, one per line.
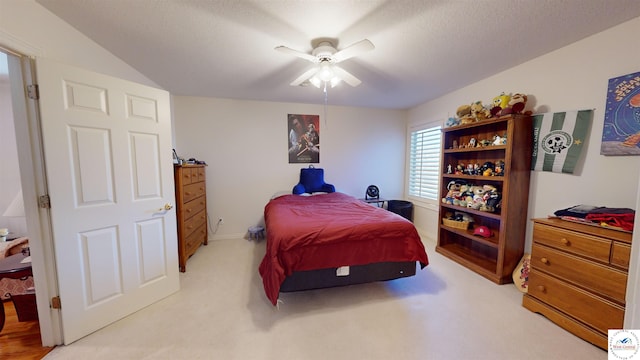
<box><xmin>624</xmin><ymin>168</ymin><xmax>640</xmax><ymax>328</ymax></box>
<box><xmin>3</xmin><ymin>46</ymin><xmax>62</xmax><ymax>346</ymax></box>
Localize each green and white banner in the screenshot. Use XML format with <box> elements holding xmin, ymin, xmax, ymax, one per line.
<box><xmin>531</xmin><ymin>110</ymin><xmax>593</xmax><ymax>174</ymax></box>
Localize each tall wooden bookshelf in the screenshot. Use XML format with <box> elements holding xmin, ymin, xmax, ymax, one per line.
<box><xmin>436</xmin><ymin>114</ymin><xmax>533</xmax><ymax>283</ymax></box>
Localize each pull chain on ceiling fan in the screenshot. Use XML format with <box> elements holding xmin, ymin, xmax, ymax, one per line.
<box><xmin>275</xmin><ymin>39</ymin><xmax>374</xmax><ymax>88</ymax></box>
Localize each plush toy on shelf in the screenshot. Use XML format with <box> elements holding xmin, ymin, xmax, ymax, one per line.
<box><xmin>494</xmin><ymin>160</ymin><xmax>505</xmax><ymax>176</ymax></box>
<box><xmin>442</xmin><ymin>180</ymin><xmax>465</xmax><ymax>205</ymax></box>
<box><xmin>445</xmin><ymin>116</ymin><xmax>460</xmax><ymax>128</ymax></box>
<box><xmin>470</xmin><ymin>101</ymin><xmax>491</xmax><ymax>121</ymax></box>
<box><xmin>503</xmin><ymin>93</ymin><xmax>530</xmax><ymax>115</ymax></box>
<box><xmin>490</xmin><ymin>92</ymin><xmax>511</xmax><ymax>117</ymax></box>
<box><xmin>456</xmin><ymin>104</ymin><xmax>475</xmax><ymax>124</ymax></box>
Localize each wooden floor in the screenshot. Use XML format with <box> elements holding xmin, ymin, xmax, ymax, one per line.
<box><xmin>0</xmin><ymin>300</ymin><xmax>54</xmax><ymax>360</ymax></box>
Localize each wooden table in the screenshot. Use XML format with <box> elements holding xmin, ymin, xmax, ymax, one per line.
<box><xmin>0</xmin><ymin>253</ymin><xmax>33</xmax><ymax>332</ymax></box>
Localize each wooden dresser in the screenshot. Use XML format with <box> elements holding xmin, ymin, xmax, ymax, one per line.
<box><xmin>523</xmin><ymin>217</ymin><xmax>632</xmax><ymax>349</ymax></box>
<box><xmin>174</xmin><ymin>164</ymin><xmax>208</xmax><ymax>272</ymax></box>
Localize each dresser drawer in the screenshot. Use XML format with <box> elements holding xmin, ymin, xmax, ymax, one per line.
<box><xmin>611</xmin><ymin>242</ymin><xmax>631</xmax><ymax>269</ymax></box>
<box><xmin>182</xmin><ymin>182</ymin><xmax>206</xmax><ymax>203</ymax></box>
<box><xmin>188</xmin><ymin>168</ymin><xmax>198</xmax><ymax>183</ymax></box>
<box><xmin>194</xmin><ymin>167</ymin><xmax>206</xmax><ymax>182</ymax></box>
<box><xmin>184</xmin><ymin>223</ymin><xmax>206</xmax><ymax>254</ymax></box>
<box><xmin>182</xmin><ymin>197</ymin><xmax>206</xmax><ymax>221</ymax></box>
<box><xmin>531</xmin><ymin>244</ymin><xmax>627</xmax><ymax>303</ymax></box>
<box><xmin>528</xmin><ymin>269</ymin><xmax>624</xmax><ymax>333</ymax></box>
<box><xmin>180</xmin><ymin>167</ymin><xmax>193</xmax><ymax>185</ymax></box>
<box><xmin>533</xmin><ymin>223</ymin><xmax>611</xmax><ymax>263</ymax></box>
<box><xmin>181</xmin><ymin>209</ymin><xmax>206</xmax><ymax>238</ymax></box>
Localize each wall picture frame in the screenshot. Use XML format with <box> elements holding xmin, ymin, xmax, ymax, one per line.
<box><xmin>601</xmin><ymin>71</ymin><xmax>640</xmax><ymax>156</ymax></box>
<box><xmin>287</xmin><ymin>114</ymin><xmax>320</xmax><ymax>163</ymax></box>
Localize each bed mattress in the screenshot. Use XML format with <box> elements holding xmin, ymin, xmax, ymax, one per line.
<box><xmin>258</xmin><ymin>192</ymin><xmax>429</xmax><ymax>305</ymax></box>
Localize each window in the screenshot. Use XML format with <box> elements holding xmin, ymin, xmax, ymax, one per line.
<box><xmin>408</xmin><ymin>124</ymin><xmax>441</xmax><ymax>201</ymax></box>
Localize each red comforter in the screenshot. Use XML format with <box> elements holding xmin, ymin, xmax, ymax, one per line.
<box><xmin>258</xmin><ymin>192</ymin><xmax>429</xmax><ymax>305</ymax></box>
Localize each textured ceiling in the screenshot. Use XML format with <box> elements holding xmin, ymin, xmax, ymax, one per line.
<box><xmin>36</xmin><ymin>0</ymin><xmax>640</xmax><ymax>109</ymax></box>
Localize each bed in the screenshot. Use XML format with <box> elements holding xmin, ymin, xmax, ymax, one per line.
<box><xmin>258</xmin><ymin>192</ymin><xmax>429</xmax><ymax>305</ymax></box>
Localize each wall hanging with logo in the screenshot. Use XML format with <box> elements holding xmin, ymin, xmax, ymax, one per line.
<box><xmin>601</xmin><ymin>71</ymin><xmax>640</xmax><ymax>156</ymax></box>
<box><xmin>531</xmin><ymin>109</ymin><xmax>593</xmax><ymax>174</ymax></box>
<box><xmin>288</xmin><ymin>113</ymin><xmax>320</xmax><ymax>163</ymax></box>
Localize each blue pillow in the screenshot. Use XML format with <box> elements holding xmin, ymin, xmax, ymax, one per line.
<box><xmin>292</xmin><ymin>167</ymin><xmax>335</xmax><ymax>194</ymax></box>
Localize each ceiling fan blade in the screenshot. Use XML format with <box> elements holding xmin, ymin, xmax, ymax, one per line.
<box><xmin>332</xmin><ymin>66</ymin><xmax>362</xmax><ymax>87</ymax></box>
<box><xmin>290</xmin><ymin>67</ymin><xmax>319</xmax><ymax>86</ymax></box>
<box><xmin>275</xmin><ymin>45</ymin><xmax>317</xmax><ymax>63</ymax></box>
<box><xmin>332</xmin><ymin>39</ymin><xmax>375</xmax><ymax>63</ymax></box>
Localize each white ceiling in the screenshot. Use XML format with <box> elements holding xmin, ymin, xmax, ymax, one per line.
<box><xmin>36</xmin><ymin>0</ymin><xmax>640</xmax><ymax>110</ymax></box>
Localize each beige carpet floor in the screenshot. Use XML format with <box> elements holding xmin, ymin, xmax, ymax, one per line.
<box><xmin>44</xmin><ymin>235</ymin><xmax>605</xmax><ymax>359</ymax></box>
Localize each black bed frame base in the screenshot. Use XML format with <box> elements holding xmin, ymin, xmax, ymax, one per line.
<box><xmin>279</xmin><ymin>261</ymin><xmax>417</xmax><ymax>293</ymax></box>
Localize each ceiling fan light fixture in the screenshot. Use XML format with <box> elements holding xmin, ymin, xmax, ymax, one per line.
<box><xmin>277</xmin><ymin>38</ymin><xmax>374</xmax><ymax>88</ymax></box>
<box><xmin>317</xmin><ymin>62</ymin><xmax>334</xmax><ymax>82</ymax></box>
<box><xmin>309</xmin><ymin>76</ymin><xmax>322</xmax><ymax>88</ymax></box>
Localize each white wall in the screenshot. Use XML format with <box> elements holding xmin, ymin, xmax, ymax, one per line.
<box><xmin>408</xmin><ymin>17</ymin><xmax>640</xmax><ymax>251</ymax></box>
<box><xmin>0</xmin><ymin>0</ymin><xmax>156</xmax><ymax>87</ymax></box>
<box><xmin>0</xmin><ymin>77</ymin><xmax>27</xmax><ymax>236</ymax></box>
<box><xmin>172</xmin><ymin>96</ymin><xmax>407</xmax><ymax>238</ymax></box>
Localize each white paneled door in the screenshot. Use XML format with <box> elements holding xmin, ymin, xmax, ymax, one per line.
<box><xmin>36</xmin><ymin>59</ymin><xmax>179</xmax><ymax>344</ymax></box>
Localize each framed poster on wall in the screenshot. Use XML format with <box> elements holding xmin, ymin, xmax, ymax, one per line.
<box><xmin>601</xmin><ymin>71</ymin><xmax>640</xmax><ymax>156</ymax></box>
<box><xmin>288</xmin><ymin>113</ymin><xmax>320</xmax><ymax>163</ymax></box>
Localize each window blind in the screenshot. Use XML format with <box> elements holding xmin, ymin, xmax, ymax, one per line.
<box><xmin>408</xmin><ymin>125</ymin><xmax>441</xmax><ymax>200</ymax></box>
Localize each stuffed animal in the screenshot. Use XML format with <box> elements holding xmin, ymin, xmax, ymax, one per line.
<box><xmin>464</xmin><ymin>185</ymin><xmax>481</xmax><ymax>209</ymax></box>
<box><xmin>494</xmin><ymin>160</ymin><xmax>505</xmax><ymax>176</ymax></box>
<box><xmin>456</xmin><ymin>104</ymin><xmax>475</xmax><ymax>124</ymax></box>
<box><xmin>484</xmin><ymin>189</ymin><xmax>502</xmax><ymax>212</ymax></box>
<box><xmin>490</xmin><ymin>92</ymin><xmax>511</xmax><ymax>117</ymax></box>
<box><xmin>443</xmin><ymin>180</ymin><xmax>466</xmax><ymax>204</ymax></box>
<box><xmin>480</xmin><ymin>161</ymin><xmax>495</xmax><ymax>175</ymax></box>
<box><xmin>470</xmin><ymin>101</ymin><xmax>490</xmax><ymax>121</ymax></box>
<box><xmin>445</xmin><ymin>116</ymin><xmax>460</xmax><ymax>128</ymax></box>
<box><xmin>478</xmin><ymin>185</ymin><xmax>501</xmax><ymax>212</ymax></box>
<box><xmin>505</xmin><ymin>93</ymin><xmax>528</xmax><ymax>114</ymax></box>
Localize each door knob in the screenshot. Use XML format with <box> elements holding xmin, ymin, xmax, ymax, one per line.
<box><xmin>159</xmin><ymin>203</ymin><xmax>174</xmax><ymax>211</ymax></box>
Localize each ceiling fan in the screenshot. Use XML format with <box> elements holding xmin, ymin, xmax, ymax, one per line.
<box><xmin>275</xmin><ymin>39</ymin><xmax>374</xmax><ymax>88</ymax></box>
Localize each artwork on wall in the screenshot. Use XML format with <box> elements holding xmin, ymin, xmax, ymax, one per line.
<box><xmin>287</xmin><ymin>113</ymin><xmax>320</xmax><ymax>163</ymax></box>
<box><xmin>531</xmin><ymin>110</ymin><xmax>593</xmax><ymax>174</ymax></box>
<box><xmin>601</xmin><ymin>71</ymin><xmax>640</xmax><ymax>156</ymax></box>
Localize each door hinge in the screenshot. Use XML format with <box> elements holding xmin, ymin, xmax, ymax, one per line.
<box><xmin>27</xmin><ymin>84</ymin><xmax>39</xmax><ymax>100</ymax></box>
<box><xmin>51</xmin><ymin>296</ymin><xmax>61</xmax><ymax>309</ymax></box>
<box><xmin>38</xmin><ymin>195</ymin><xmax>51</xmax><ymax>209</ymax></box>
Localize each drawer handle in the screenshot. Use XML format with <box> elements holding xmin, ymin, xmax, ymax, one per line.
<box><xmin>186</xmin><ymin>209</ymin><xmax>192</xmax><ymax>213</ymax></box>
<box><xmin>185</xmin><ymin>192</ymin><xmax>192</xmax><ymax>196</ymax></box>
<box><xmin>536</xmin><ymin>285</ymin><xmax>546</xmax><ymax>292</ymax></box>
<box><xmin>560</xmin><ymin>238</ymin><xmax>570</xmax><ymax>245</ymax></box>
<box><xmin>540</xmin><ymin>257</ymin><xmax>549</xmax><ymax>264</ymax></box>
